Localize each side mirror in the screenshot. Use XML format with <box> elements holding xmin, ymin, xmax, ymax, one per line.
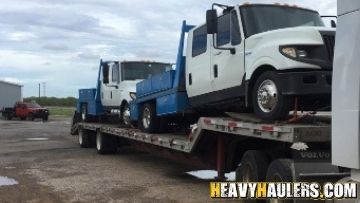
<box><xmin>206</xmin><ymin>9</ymin><xmax>218</xmax><ymax>34</ymax></box>
<box><xmin>331</xmin><ymin>20</ymin><xmax>336</xmax><ymax>28</ymax></box>
<box><xmin>102</xmin><ymin>63</ymin><xmax>109</xmax><ymax>84</ymax></box>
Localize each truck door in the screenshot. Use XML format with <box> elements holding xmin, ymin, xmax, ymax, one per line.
<box><xmin>101</xmin><ymin>62</ymin><xmax>121</xmax><ymax>108</ymax></box>
<box><xmin>16</xmin><ymin>104</ymin><xmax>25</xmax><ymax>117</ymax></box>
<box><xmin>109</xmin><ymin>62</ymin><xmax>121</xmax><ymax>107</ymax></box>
<box><xmin>185</xmin><ymin>25</ymin><xmax>213</xmax><ymax>103</ymax></box>
<box><xmin>211</xmin><ymin>10</ymin><xmax>245</xmax><ymax>95</ymax></box>
<box><xmin>100</xmin><ymin>62</ymin><xmax>112</xmax><ymax>107</ymax></box>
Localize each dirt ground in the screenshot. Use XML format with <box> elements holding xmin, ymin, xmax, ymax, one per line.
<box><xmin>0</xmin><ymin>117</ymin><xmax>239</xmax><ymax>203</ymax></box>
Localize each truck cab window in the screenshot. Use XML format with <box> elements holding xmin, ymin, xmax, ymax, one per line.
<box><xmin>231</xmin><ymin>11</ymin><xmax>241</xmax><ymax>45</ymax></box>
<box><xmin>112</xmin><ymin>63</ymin><xmax>120</xmax><ymax>83</ymax></box>
<box><xmin>192</xmin><ymin>25</ymin><xmax>207</xmax><ymax>57</ymax></box>
<box><xmin>102</xmin><ymin>63</ymin><xmax>109</xmax><ymax>84</ymax></box>
<box><xmin>216</xmin><ymin>13</ymin><xmax>230</xmax><ymax>46</ymax></box>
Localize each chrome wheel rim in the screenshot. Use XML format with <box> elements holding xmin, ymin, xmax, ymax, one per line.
<box><xmin>257</xmin><ymin>79</ymin><xmax>278</xmax><ymax>113</ymax></box>
<box><xmin>123</xmin><ymin>107</ymin><xmax>131</xmax><ymax>125</ymax></box>
<box><xmin>96</xmin><ymin>133</ymin><xmax>101</xmax><ymax>151</ymax></box>
<box><xmin>81</xmin><ymin>106</ymin><xmax>86</xmax><ymax>120</ymax></box>
<box><xmin>142</xmin><ymin>108</ymin><xmax>151</xmax><ymax>129</ymax></box>
<box><xmin>78</xmin><ymin>132</ymin><xmax>83</xmax><ymax>145</ymax></box>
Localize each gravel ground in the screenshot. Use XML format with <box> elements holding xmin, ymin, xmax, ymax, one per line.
<box><xmin>0</xmin><ymin>117</ymin><xmax>239</xmax><ymax>203</ymax></box>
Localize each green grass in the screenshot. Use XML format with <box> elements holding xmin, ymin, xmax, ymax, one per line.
<box><xmin>47</xmin><ymin>107</ymin><xmax>75</xmax><ymax>117</ymax></box>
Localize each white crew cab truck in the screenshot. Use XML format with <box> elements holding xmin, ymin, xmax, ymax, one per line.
<box><xmin>77</xmin><ymin>60</ymin><xmax>171</xmax><ymax>124</ymax></box>
<box><xmin>186</xmin><ymin>4</ymin><xmax>335</xmax><ymax>120</ymax></box>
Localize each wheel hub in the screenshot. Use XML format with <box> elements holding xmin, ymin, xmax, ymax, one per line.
<box><xmin>78</xmin><ymin>133</ymin><xmax>83</xmax><ymax>145</ymax></box>
<box><xmin>142</xmin><ymin>108</ymin><xmax>151</xmax><ymax>129</ymax></box>
<box><xmin>96</xmin><ymin>133</ymin><xmax>101</xmax><ymax>150</ymax></box>
<box><xmin>123</xmin><ymin>107</ymin><xmax>131</xmax><ymax>125</ymax></box>
<box><xmin>257</xmin><ymin>79</ymin><xmax>278</xmax><ymax>113</ymax></box>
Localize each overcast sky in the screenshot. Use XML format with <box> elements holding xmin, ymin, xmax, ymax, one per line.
<box><xmin>0</xmin><ymin>0</ymin><xmax>336</xmax><ymax>97</ymax></box>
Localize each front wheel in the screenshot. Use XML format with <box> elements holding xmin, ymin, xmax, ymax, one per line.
<box><xmin>252</xmin><ymin>71</ymin><xmax>291</xmax><ymax>121</ymax></box>
<box><xmin>121</xmin><ymin>102</ymin><xmax>131</xmax><ymax>126</ymax></box>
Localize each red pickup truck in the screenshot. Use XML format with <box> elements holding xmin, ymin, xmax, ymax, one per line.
<box><xmin>1</xmin><ymin>102</ymin><xmax>49</xmax><ymax>121</ymax></box>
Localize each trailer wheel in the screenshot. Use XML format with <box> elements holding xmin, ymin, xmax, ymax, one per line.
<box><xmin>252</xmin><ymin>71</ymin><xmax>290</xmax><ymax>121</ymax></box>
<box><xmin>78</xmin><ymin>128</ymin><xmax>91</xmax><ymax>148</ymax></box>
<box><xmin>236</xmin><ymin>150</ymin><xmax>269</xmax><ymax>182</ymax></box>
<box><xmin>20</xmin><ymin>117</ymin><xmax>26</xmax><ymax>120</ymax></box>
<box><xmin>71</xmin><ymin>112</ymin><xmax>82</xmax><ymax>135</ymax></box>
<box><xmin>80</xmin><ymin>104</ymin><xmax>88</xmax><ymax>122</ymax></box>
<box><xmin>139</xmin><ymin>103</ymin><xmax>159</xmax><ymax>133</ymax></box>
<box><xmin>6</xmin><ymin>114</ymin><xmax>12</xmax><ymax>120</ymax></box>
<box><xmin>266</xmin><ymin>159</ymin><xmax>294</xmax><ymax>203</ymax></box>
<box><xmin>96</xmin><ymin>131</ymin><xmax>117</xmax><ymax>154</ymax></box>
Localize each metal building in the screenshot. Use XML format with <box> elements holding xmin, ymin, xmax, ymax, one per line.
<box><xmin>0</xmin><ymin>80</ymin><xmax>23</xmax><ymax>109</ymax></box>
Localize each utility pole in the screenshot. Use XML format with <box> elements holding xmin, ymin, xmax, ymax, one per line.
<box><xmin>38</xmin><ymin>83</ymin><xmax>41</xmax><ymax>98</ymax></box>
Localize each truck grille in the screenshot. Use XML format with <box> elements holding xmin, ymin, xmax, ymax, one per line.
<box><xmin>321</xmin><ymin>34</ymin><xmax>335</xmax><ymax>62</ymax></box>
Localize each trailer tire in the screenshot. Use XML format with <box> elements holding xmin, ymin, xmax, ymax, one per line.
<box><xmin>139</xmin><ymin>103</ymin><xmax>159</xmax><ymax>133</ymax></box>
<box><xmin>78</xmin><ymin>128</ymin><xmax>91</xmax><ymax>148</ymax></box>
<box><xmin>71</xmin><ymin>112</ymin><xmax>82</xmax><ymax>135</ymax></box>
<box><xmin>252</xmin><ymin>71</ymin><xmax>290</xmax><ymax>121</ymax></box>
<box><xmin>96</xmin><ymin>131</ymin><xmax>117</xmax><ymax>154</ymax></box>
<box><xmin>236</xmin><ymin>150</ymin><xmax>269</xmax><ymax>182</ymax></box>
<box><xmin>266</xmin><ymin>159</ymin><xmax>294</xmax><ymax>182</ymax></box>
<box><xmin>266</xmin><ymin>159</ymin><xmax>294</xmax><ymax>203</ymax></box>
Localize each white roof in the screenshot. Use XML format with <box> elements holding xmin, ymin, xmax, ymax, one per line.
<box><xmin>0</xmin><ymin>80</ymin><xmax>23</xmax><ymax>87</ymax></box>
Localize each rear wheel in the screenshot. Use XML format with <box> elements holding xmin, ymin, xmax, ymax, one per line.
<box><xmin>27</xmin><ymin>113</ymin><xmax>35</xmax><ymax>121</ymax></box>
<box><xmin>252</xmin><ymin>71</ymin><xmax>291</xmax><ymax>121</ymax></box>
<box><xmin>139</xmin><ymin>103</ymin><xmax>159</xmax><ymax>133</ymax></box>
<box><xmin>236</xmin><ymin>150</ymin><xmax>269</xmax><ymax>182</ymax></box>
<box><xmin>20</xmin><ymin>117</ymin><xmax>26</xmax><ymax>120</ymax></box>
<box><xmin>96</xmin><ymin>131</ymin><xmax>117</xmax><ymax>154</ymax></box>
<box><xmin>266</xmin><ymin>159</ymin><xmax>294</xmax><ymax>203</ymax></box>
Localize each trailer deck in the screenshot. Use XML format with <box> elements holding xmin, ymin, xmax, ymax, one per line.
<box><xmin>78</xmin><ymin>114</ymin><xmax>331</xmax><ymax>153</ymax></box>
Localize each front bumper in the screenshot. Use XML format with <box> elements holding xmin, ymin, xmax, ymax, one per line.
<box><xmin>278</xmin><ymin>71</ymin><xmax>332</xmax><ymax>95</ymax></box>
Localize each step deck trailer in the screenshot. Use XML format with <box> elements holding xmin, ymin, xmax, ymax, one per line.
<box><xmin>75</xmin><ymin>115</ymin><xmax>347</xmax><ymax>182</ymax></box>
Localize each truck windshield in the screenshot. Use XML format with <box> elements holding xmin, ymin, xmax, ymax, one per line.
<box><xmin>121</xmin><ymin>62</ymin><xmax>171</xmax><ymax>80</ymax></box>
<box><xmin>26</xmin><ymin>103</ymin><xmax>41</xmax><ymax>108</ymax></box>
<box><xmin>240</xmin><ymin>5</ymin><xmax>325</xmax><ymax>37</ymax></box>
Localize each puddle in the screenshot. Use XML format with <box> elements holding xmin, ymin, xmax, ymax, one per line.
<box><xmin>4</xmin><ymin>166</ymin><xmax>16</xmax><ymax>169</ymax></box>
<box><xmin>186</xmin><ymin>170</ymin><xmax>236</xmax><ymax>181</ymax></box>
<box><xmin>26</xmin><ymin>138</ymin><xmax>49</xmax><ymax>141</ymax></box>
<box><xmin>0</xmin><ymin>176</ymin><xmax>18</xmax><ymax>186</ymax></box>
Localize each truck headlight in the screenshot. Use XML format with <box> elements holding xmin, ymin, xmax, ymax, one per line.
<box><xmin>280</xmin><ymin>47</ymin><xmax>307</xmax><ymax>58</ymax></box>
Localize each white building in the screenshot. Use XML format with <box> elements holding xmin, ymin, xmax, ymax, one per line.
<box><xmin>0</xmin><ymin>80</ymin><xmax>23</xmax><ymax>109</ymax></box>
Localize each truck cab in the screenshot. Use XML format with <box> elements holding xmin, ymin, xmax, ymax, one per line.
<box><xmin>187</xmin><ymin>4</ymin><xmax>335</xmax><ymax>120</ymax></box>
<box><xmin>78</xmin><ymin>60</ymin><xmax>171</xmax><ymax>124</ymax></box>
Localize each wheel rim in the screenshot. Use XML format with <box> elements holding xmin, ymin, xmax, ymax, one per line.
<box><xmin>79</xmin><ymin>132</ymin><xmax>83</xmax><ymax>145</ymax></box>
<box><xmin>96</xmin><ymin>133</ymin><xmax>101</xmax><ymax>151</ymax></box>
<box><xmin>123</xmin><ymin>106</ymin><xmax>131</xmax><ymax>125</ymax></box>
<box><xmin>142</xmin><ymin>107</ymin><xmax>151</xmax><ymax>129</ymax></box>
<box><xmin>81</xmin><ymin>106</ymin><xmax>86</xmax><ymax>120</ymax></box>
<box><xmin>257</xmin><ymin>79</ymin><xmax>278</xmax><ymax>113</ymax></box>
